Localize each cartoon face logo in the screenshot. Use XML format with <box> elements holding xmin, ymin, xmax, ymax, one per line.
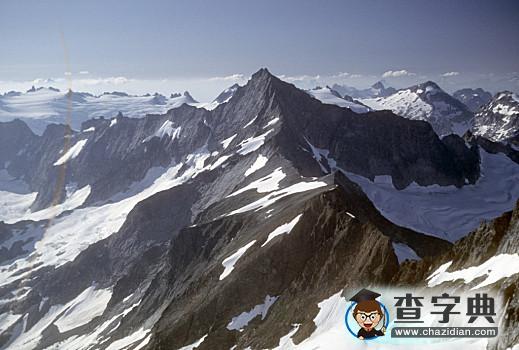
<box><xmin>346</xmin><ymin>288</ymin><xmax>388</xmax><ymax>340</ymax></box>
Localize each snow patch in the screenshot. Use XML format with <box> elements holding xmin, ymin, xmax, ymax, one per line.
<box><xmin>226</xmin><ymin>295</ymin><xmax>278</xmax><ymax>331</ymax></box>
<box><xmin>237</xmin><ymin>129</ymin><xmax>274</xmax><ymax>155</ymax></box>
<box><xmin>221</xmin><ymin>134</ymin><xmax>237</xmax><ymax>149</ymax></box>
<box><xmin>54</xmin><ymin>139</ymin><xmax>88</xmax><ymax>166</ymax></box>
<box><xmin>226</xmin><ymin>181</ymin><xmax>328</xmax><ymax>217</ymax></box>
<box><xmin>244</xmin><ymin>115</ymin><xmax>258</xmax><ymax>128</ymax></box>
<box><xmin>219</xmin><ymin>240</ymin><xmax>256</xmax><ymax>280</ymax></box>
<box><xmin>427</xmin><ymin>254</ymin><xmax>519</xmax><ymax>289</ymax></box>
<box><xmin>178</xmin><ymin>334</ymin><xmax>208</xmax><ymax>350</ymax></box>
<box><xmin>54</xmin><ymin>286</ymin><xmax>112</xmax><ymax>333</ymax></box>
<box><xmin>228</xmin><ymin>168</ymin><xmax>286</xmax><ymax>197</ymax></box>
<box><xmin>244</xmin><ymin>154</ymin><xmax>268</xmax><ymax>177</ymax></box>
<box><xmin>261</xmin><ymin>214</ymin><xmax>302</xmax><ymax>247</ymax></box>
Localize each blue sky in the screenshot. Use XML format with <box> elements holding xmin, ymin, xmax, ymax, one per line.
<box><xmin>1</xmin><ymin>0</ymin><xmax>518</xmax><ymax>100</ymax></box>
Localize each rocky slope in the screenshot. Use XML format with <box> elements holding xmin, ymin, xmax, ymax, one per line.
<box><xmin>453</xmin><ymin>88</ymin><xmax>493</xmax><ymax>112</ymax></box>
<box><xmin>473</xmin><ymin>91</ymin><xmax>519</xmax><ymax>142</ymax></box>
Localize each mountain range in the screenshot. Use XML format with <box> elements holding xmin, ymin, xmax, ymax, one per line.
<box><xmin>0</xmin><ymin>69</ymin><xmax>518</xmax><ymax>349</ymax></box>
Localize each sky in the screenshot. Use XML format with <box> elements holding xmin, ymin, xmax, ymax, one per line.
<box><xmin>1</xmin><ymin>0</ymin><xmax>518</xmax><ymax>101</ymax></box>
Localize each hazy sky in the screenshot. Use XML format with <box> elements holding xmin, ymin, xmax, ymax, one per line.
<box><xmin>1</xmin><ymin>0</ymin><xmax>518</xmax><ymax>100</ymax></box>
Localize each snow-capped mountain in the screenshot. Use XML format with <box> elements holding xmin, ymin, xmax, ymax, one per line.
<box><xmin>453</xmin><ymin>88</ymin><xmax>493</xmax><ymax>112</ymax></box>
<box><xmin>0</xmin><ymin>69</ymin><xmax>518</xmax><ymax>350</ymax></box>
<box><xmin>473</xmin><ymin>91</ymin><xmax>519</xmax><ymax>142</ymax></box>
<box><xmin>361</xmin><ymin>81</ymin><xmax>474</xmax><ymax>136</ymax></box>
<box><xmin>307</xmin><ymin>86</ymin><xmax>371</xmax><ymax>113</ymax></box>
<box><xmin>0</xmin><ymin>87</ymin><xmax>199</xmax><ymax>134</ymax></box>
<box><xmin>331</xmin><ymin>81</ymin><xmax>396</xmax><ymax>99</ymax></box>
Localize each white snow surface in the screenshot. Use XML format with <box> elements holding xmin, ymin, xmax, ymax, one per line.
<box><xmin>264</xmin><ymin>117</ymin><xmax>280</xmax><ymax>128</ymax></box>
<box><xmin>0</xmin><ymin>313</ymin><xmax>21</xmax><ymax>334</ymax></box>
<box><xmin>361</xmin><ymin>88</ymin><xmax>471</xmax><ymax>136</ymax></box>
<box><xmin>143</xmin><ymin>120</ymin><xmax>181</xmax><ymax>142</ymax></box>
<box><xmin>104</xmin><ymin>327</ymin><xmax>151</xmax><ymax>350</ymax></box>
<box><xmin>42</xmin><ymin>298</ymin><xmax>149</xmax><ymax>350</ymax></box>
<box><xmin>244</xmin><ymin>154</ymin><xmax>268</xmax><ymax>177</ymax></box>
<box><xmin>243</xmin><ymin>115</ymin><xmax>258</xmax><ymax>128</ymax></box>
<box><xmin>54</xmin><ymin>286</ymin><xmax>112</xmax><ymax>333</ymax></box>
<box><xmin>0</xmin><ymin>150</ymin><xmax>211</xmax><ymax>287</ymax></box>
<box><xmin>272</xmin><ymin>290</ymin><xmax>489</xmax><ymax>350</ymax></box>
<box><xmin>262</xmin><ymin>214</ymin><xmax>302</xmax><ymax>247</ymax></box>
<box><xmin>427</xmin><ymin>254</ymin><xmax>519</xmax><ymax>290</ymax></box>
<box><xmin>237</xmin><ymin>129</ymin><xmax>273</xmax><ymax>155</ymax></box>
<box><xmin>7</xmin><ymin>285</ymin><xmax>111</xmax><ymax>350</ymax></box>
<box><xmin>178</xmin><ymin>334</ymin><xmax>208</xmax><ymax>350</ymax></box>
<box><xmin>343</xmin><ymin>150</ymin><xmax>519</xmax><ymax>241</ymax></box>
<box><xmin>225</xmin><ymin>181</ymin><xmax>328</xmax><ymax>217</ymax></box>
<box><xmin>228</xmin><ymin>167</ymin><xmax>286</xmax><ymax>197</ymax></box>
<box><xmin>219</xmin><ymin>240</ymin><xmax>256</xmax><ymax>280</ymax></box>
<box><xmin>53</xmin><ymin>139</ymin><xmax>88</xmax><ymax>166</ymax></box>
<box><xmin>221</xmin><ymin>134</ymin><xmax>237</xmax><ymax>149</ymax></box>
<box><xmin>0</xmin><ymin>185</ymin><xmax>91</xmax><ymax>224</ymax></box>
<box><xmin>308</xmin><ymin>87</ymin><xmax>371</xmax><ymax>113</ymax></box>
<box><xmin>0</xmin><ymin>88</ymin><xmax>198</xmax><ymax>134</ymax></box>
<box><xmin>226</xmin><ymin>295</ymin><xmax>278</xmax><ymax>331</ymax></box>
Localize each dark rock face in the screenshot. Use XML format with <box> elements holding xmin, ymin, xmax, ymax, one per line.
<box><xmin>453</xmin><ymin>88</ymin><xmax>493</xmax><ymax>112</ymax></box>
<box><xmin>143</xmin><ymin>173</ymin><xmax>448</xmax><ymax>350</ymax></box>
<box><xmin>0</xmin><ymin>120</ymin><xmax>37</xmax><ymax>169</ymax></box>
<box><xmin>261</xmin><ymin>73</ymin><xmax>480</xmax><ymax>188</ymax></box>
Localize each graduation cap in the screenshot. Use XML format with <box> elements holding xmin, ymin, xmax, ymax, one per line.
<box><xmin>349</xmin><ymin>288</ymin><xmax>381</xmax><ymax>303</ymax></box>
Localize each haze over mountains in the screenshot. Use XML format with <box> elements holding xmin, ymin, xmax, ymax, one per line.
<box><xmin>0</xmin><ymin>68</ymin><xmax>518</xmax><ymax>350</ymax></box>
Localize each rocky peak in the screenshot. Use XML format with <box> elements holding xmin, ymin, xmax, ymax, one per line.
<box><xmin>453</xmin><ymin>88</ymin><xmax>492</xmax><ymax>112</ymax></box>
<box><xmin>473</xmin><ymin>90</ymin><xmax>519</xmax><ymax>141</ymax></box>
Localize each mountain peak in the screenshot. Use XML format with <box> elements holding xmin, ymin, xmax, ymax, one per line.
<box><xmin>250</xmin><ymin>67</ymin><xmax>275</xmax><ymax>82</ymax></box>
<box><xmin>371</xmin><ymin>81</ymin><xmax>385</xmax><ymax>90</ymax></box>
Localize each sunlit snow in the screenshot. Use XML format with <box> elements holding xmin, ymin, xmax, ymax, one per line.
<box><xmin>427</xmin><ymin>254</ymin><xmax>519</xmax><ymax>290</ymax></box>
<box><xmin>219</xmin><ymin>240</ymin><xmax>256</xmax><ymax>280</ymax></box>
<box><xmin>53</xmin><ymin>139</ymin><xmax>88</xmax><ymax>166</ymax></box>
<box><xmin>244</xmin><ymin>154</ymin><xmax>268</xmax><ymax>177</ymax></box>
<box><xmin>228</xmin><ymin>167</ymin><xmax>286</xmax><ymax>197</ymax></box>
<box><xmin>261</xmin><ymin>214</ymin><xmax>302</xmax><ymax>247</ymax></box>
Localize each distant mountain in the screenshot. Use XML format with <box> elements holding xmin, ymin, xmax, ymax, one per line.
<box><xmin>0</xmin><ymin>87</ymin><xmax>200</xmax><ymax>134</ymax></box>
<box><xmin>307</xmin><ymin>86</ymin><xmax>371</xmax><ymax>113</ymax></box>
<box><xmin>332</xmin><ymin>81</ymin><xmax>396</xmax><ymax>99</ymax></box>
<box><xmin>198</xmin><ymin>83</ymin><xmax>241</xmax><ymax>110</ymax></box>
<box><xmin>213</xmin><ymin>83</ymin><xmax>240</xmax><ymax>104</ymax></box>
<box><xmin>453</xmin><ymin>88</ymin><xmax>493</xmax><ymax>112</ymax></box>
<box><xmin>361</xmin><ymin>81</ymin><xmax>474</xmax><ymax>136</ymax></box>
<box><xmin>473</xmin><ymin>91</ymin><xmax>519</xmax><ymax>141</ymax></box>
